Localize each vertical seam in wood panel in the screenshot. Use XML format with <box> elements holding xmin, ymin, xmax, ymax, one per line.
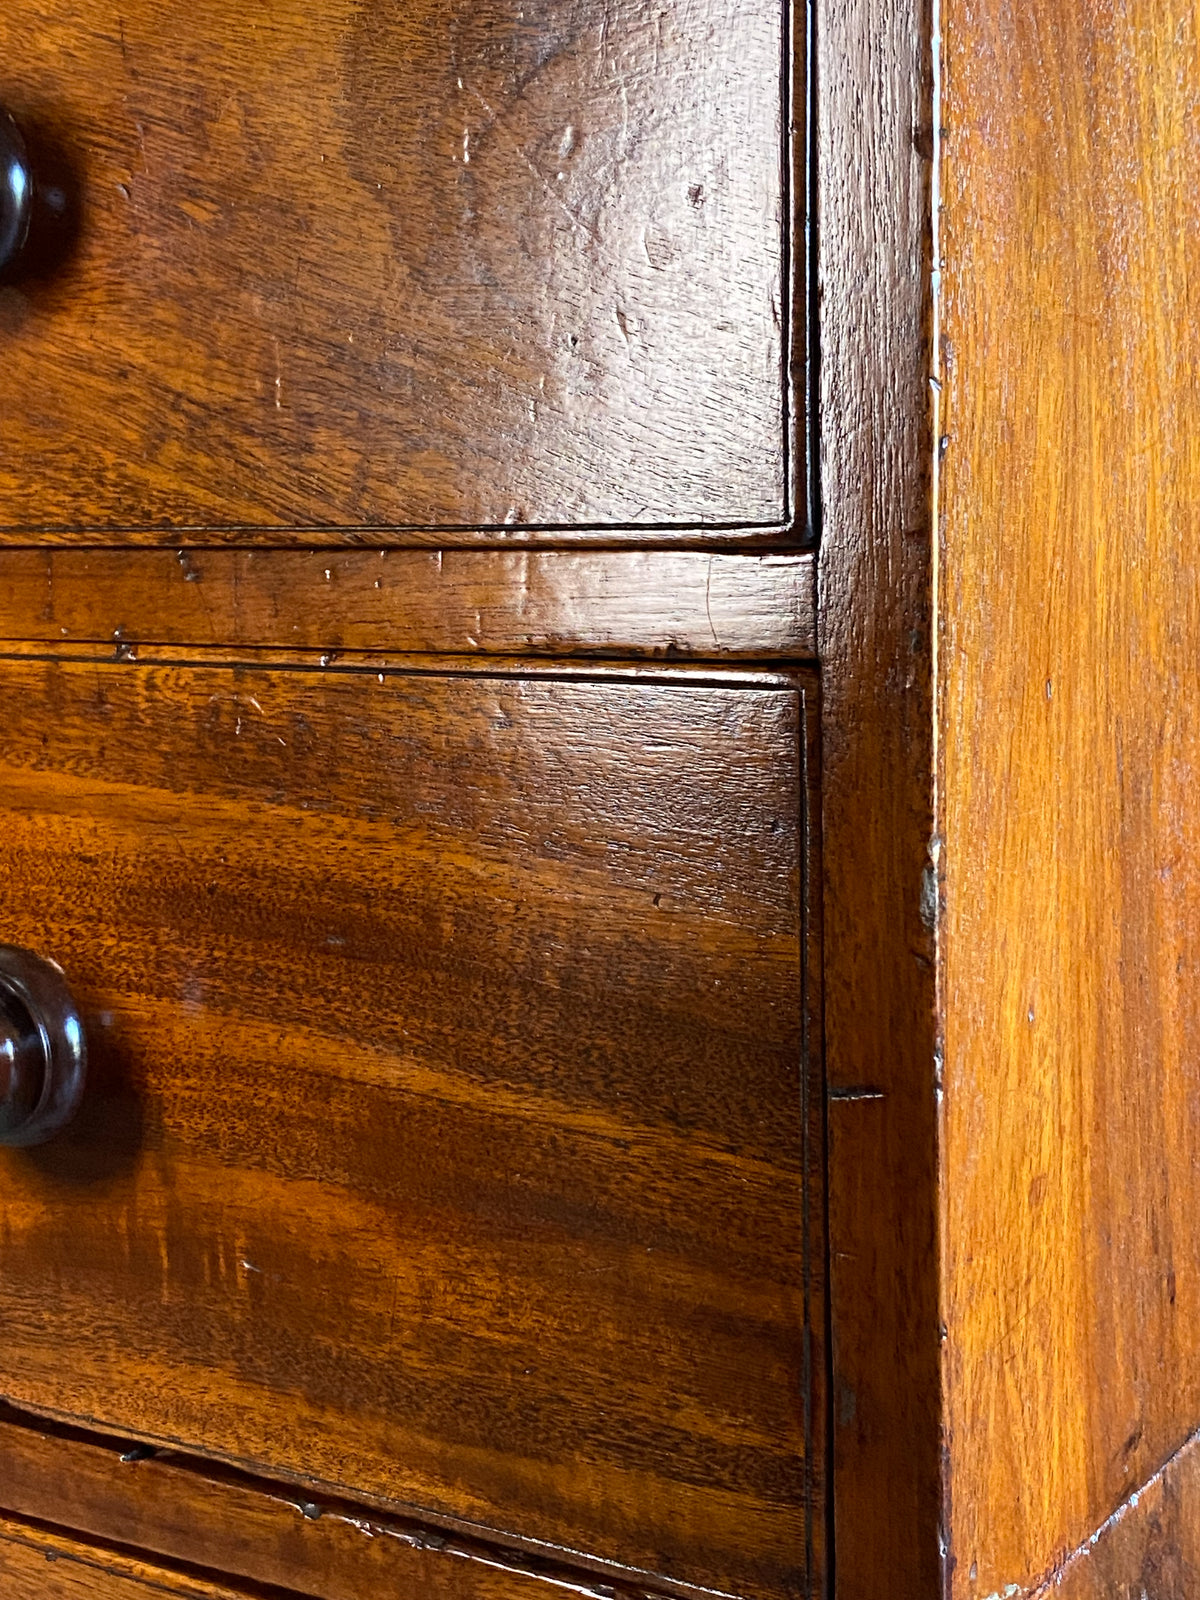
<box><xmin>801</xmin><ymin>0</ymin><xmax>829</xmax><ymax>1583</ymax></box>
<box><xmin>819</xmin><ymin>0</ymin><xmax>939</xmax><ymax>1585</ymax></box>
<box><xmin>788</xmin><ymin>0</ymin><xmax>818</xmax><ymax>545</ymax></box>
<box><xmin>782</xmin><ymin>0</ymin><xmax>795</xmax><ymax>528</ymax></box>
<box><xmin>804</xmin><ymin>0</ymin><xmax>818</xmax><ymax>548</ymax></box>
<box><xmin>799</xmin><ymin>685</ymin><xmax>813</xmax><ymax>1597</ymax></box>
<box><xmin>930</xmin><ymin>0</ymin><xmax>950</xmax><ymax>1595</ymax></box>
<box><xmin>800</xmin><ymin>682</ymin><xmax>825</xmax><ymax>1599</ymax></box>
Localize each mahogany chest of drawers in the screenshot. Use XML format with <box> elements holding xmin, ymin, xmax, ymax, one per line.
<box><xmin>0</xmin><ymin>3</ymin><xmax>823</xmax><ymax>1597</ymax></box>
<box><xmin>4</xmin><ymin>1</ymin><xmax>1199</xmax><ymax>1598</ymax></box>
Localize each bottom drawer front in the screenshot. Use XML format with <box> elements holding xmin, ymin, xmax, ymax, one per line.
<box><xmin>0</xmin><ymin>1409</ymin><xmax>648</xmax><ymax>1600</ymax></box>
<box><xmin>0</xmin><ymin>1517</ymin><xmax>248</xmax><ymax>1600</ymax></box>
<box><xmin>0</xmin><ymin>659</ymin><xmax>812</xmax><ymax>1600</ymax></box>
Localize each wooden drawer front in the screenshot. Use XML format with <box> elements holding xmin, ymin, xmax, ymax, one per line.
<box><xmin>0</xmin><ymin>1517</ymin><xmax>254</xmax><ymax>1600</ymax></box>
<box><xmin>0</xmin><ymin>0</ymin><xmax>785</xmax><ymax>537</ymax></box>
<box><xmin>0</xmin><ymin>659</ymin><xmax>814</xmax><ymax>1600</ymax></box>
<box><xmin>0</xmin><ymin>1411</ymin><xmax>687</xmax><ymax>1600</ymax></box>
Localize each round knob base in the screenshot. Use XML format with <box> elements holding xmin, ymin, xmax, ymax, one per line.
<box><xmin>0</xmin><ymin>948</ymin><xmax>87</xmax><ymax>1147</ymax></box>
<box><xmin>0</xmin><ymin>110</ymin><xmax>33</xmax><ymax>278</ymax></box>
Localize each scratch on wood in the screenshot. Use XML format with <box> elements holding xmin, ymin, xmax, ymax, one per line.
<box><xmin>1021</xmin><ymin>1425</ymin><xmax>1200</xmax><ymax>1597</ymax></box>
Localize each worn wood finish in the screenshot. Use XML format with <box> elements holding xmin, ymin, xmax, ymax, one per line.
<box><xmin>816</xmin><ymin>0</ymin><xmax>938</xmax><ymax>1594</ymax></box>
<box><xmin>0</xmin><ymin>656</ymin><xmax>818</xmax><ymax>1600</ymax></box>
<box><xmin>1031</xmin><ymin>1430</ymin><xmax>1200</xmax><ymax>1600</ymax></box>
<box><xmin>0</xmin><ymin>642</ymin><xmax>799</xmax><ymax>689</ymax></box>
<box><xmin>818</xmin><ymin>0</ymin><xmax>1200</xmax><ymax>1589</ymax></box>
<box><xmin>0</xmin><ymin>1517</ymin><xmax>257</xmax><ymax>1600</ymax></box>
<box><xmin>0</xmin><ymin>550</ymin><xmax>816</xmax><ymax>660</ymax></box>
<box><xmin>0</xmin><ymin>0</ymin><xmax>786</xmax><ymax>536</ymax></box>
<box><xmin>938</xmin><ymin>0</ymin><xmax>1200</xmax><ymax>1593</ymax></box>
<box><xmin>0</xmin><ymin>1408</ymin><xmax>661</xmax><ymax>1600</ymax></box>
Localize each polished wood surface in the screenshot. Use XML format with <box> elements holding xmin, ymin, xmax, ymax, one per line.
<box><xmin>0</xmin><ymin>0</ymin><xmax>787</xmax><ymax>536</ymax></box>
<box><xmin>0</xmin><ymin>638</ymin><xmax>800</xmax><ymax>688</ymax></box>
<box><xmin>0</xmin><ymin>656</ymin><xmax>819</xmax><ymax>1600</ymax></box>
<box><xmin>816</xmin><ymin>0</ymin><xmax>938</xmax><ymax>1594</ymax></box>
<box><xmin>0</xmin><ymin>550</ymin><xmax>816</xmax><ymax>660</ymax></box>
<box><xmin>0</xmin><ymin>1406</ymin><xmax>687</xmax><ymax>1600</ymax></box>
<box><xmin>935</xmin><ymin>0</ymin><xmax>1200</xmax><ymax>1592</ymax></box>
<box><xmin>1036</xmin><ymin>1429</ymin><xmax>1200</xmax><ymax>1600</ymax></box>
<box><xmin>820</xmin><ymin>0</ymin><xmax>1200</xmax><ymax>1591</ymax></box>
<box><xmin>0</xmin><ymin>0</ymin><xmax>816</xmax><ymax>1592</ymax></box>
<box><xmin>0</xmin><ymin>1517</ymin><xmax>257</xmax><ymax>1600</ymax></box>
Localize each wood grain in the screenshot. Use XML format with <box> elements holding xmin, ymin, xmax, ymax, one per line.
<box><xmin>816</xmin><ymin>0</ymin><xmax>939</xmax><ymax>1593</ymax></box>
<box><xmin>0</xmin><ymin>550</ymin><xmax>816</xmax><ymax>660</ymax></box>
<box><xmin>0</xmin><ymin>1516</ymin><xmax>256</xmax><ymax>1600</ymax></box>
<box><xmin>0</xmin><ymin>657</ymin><xmax>819</xmax><ymax>1600</ymax></box>
<box><xmin>938</xmin><ymin>0</ymin><xmax>1200</xmax><ymax>1592</ymax></box>
<box><xmin>0</xmin><ymin>0</ymin><xmax>786</xmax><ymax>535</ymax></box>
<box><xmin>1032</xmin><ymin>1430</ymin><xmax>1200</xmax><ymax>1599</ymax></box>
<box><xmin>0</xmin><ymin>642</ymin><xmax>799</xmax><ymax>690</ymax></box>
<box><xmin>0</xmin><ymin>1408</ymin><xmax>665</xmax><ymax>1600</ymax></box>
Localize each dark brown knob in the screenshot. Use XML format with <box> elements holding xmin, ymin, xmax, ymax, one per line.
<box><xmin>0</xmin><ymin>108</ymin><xmax>32</xmax><ymax>277</ymax></box>
<box><xmin>0</xmin><ymin>948</ymin><xmax>87</xmax><ymax>1146</ymax></box>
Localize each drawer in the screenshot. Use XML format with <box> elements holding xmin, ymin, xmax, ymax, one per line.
<box><xmin>0</xmin><ymin>0</ymin><xmax>788</xmax><ymax>536</ymax></box>
<box><xmin>0</xmin><ymin>654</ymin><xmax>819</xmax><ymax>1600</ymax></box>
<box><xmin>0</xmin><ymin>1516</ymin><xmax>251</xmax><ymax>1600</ymax></box>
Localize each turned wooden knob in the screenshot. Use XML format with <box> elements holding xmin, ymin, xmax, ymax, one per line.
<box><xmin>0</xmin><ymin>948</ymin><xmax>87</xmax><ymax>1146</ymax></box>
<box><xmin>0</xmin><ymin>108</ymin><xmax>33</xmax><ymax>277</ymax></box>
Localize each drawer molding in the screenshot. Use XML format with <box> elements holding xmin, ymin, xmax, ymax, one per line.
<box><xmin>0</xmin><ymin>550</ymin><xmax>816</xmax><ymax>663</ymax></box>
<box><xmin>0</xmin><ymin>1404</ymin><xmax>763</xmax><ymax>1600</ymax></box>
